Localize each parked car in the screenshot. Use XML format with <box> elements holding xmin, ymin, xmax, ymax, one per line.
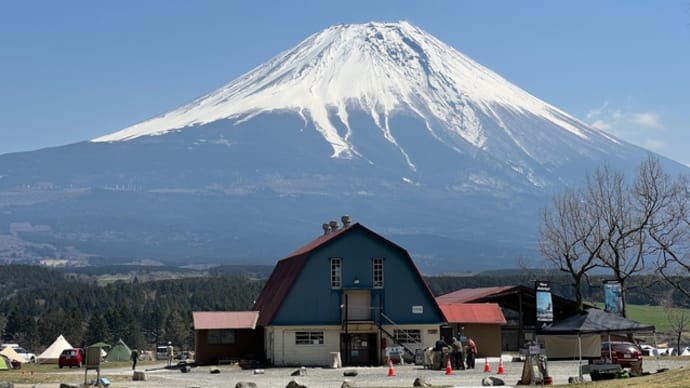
<box><xmin>601</xmin><ymin>341</ymin><xmax>642</xmax><ymax>367</ymax></box>
<box><xmin>0</xmin><ymin>344</ymin><xmax>37</xmax><ymax>363</ymax></box>
<box><xmin>156</xmin><ymin>345</ymin><xmax>170</xmax><ymax>360</ymax></box>
<box><xmin>58</xmin><ymin>348</ymin><xmax>84</xmax><ymax>368</ymax></box>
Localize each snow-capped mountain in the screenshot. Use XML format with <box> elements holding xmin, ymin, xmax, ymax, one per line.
<box><xmin>0</xmin><ymin>22</ymin><xmax>682</xmax><ymax>271</ymax></box>
<box><xmin>93</xmin><ymin>21</ymin><xmax>623</xmax><ymax>181</ymax></box>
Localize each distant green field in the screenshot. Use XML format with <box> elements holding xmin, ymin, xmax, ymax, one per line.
<box><xmin>590</xmin><ymin>303</ymin><xmax>689</xmax><ymax>334</ymax></box>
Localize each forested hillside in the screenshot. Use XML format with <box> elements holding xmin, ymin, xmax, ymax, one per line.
<box><xmin>1</xmin><ymin>264</ymin><xmax>687</xmax><ymax>353</ymax></box>
<box><xmin>0</xmin><ymin>265</ymin><xmax>264</xmax><ymax>353</ymax></box>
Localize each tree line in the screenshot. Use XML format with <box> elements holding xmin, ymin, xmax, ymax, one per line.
<box><xmin>0</xmin><ymin>268</ymin><xmax>264</xmax><ymax>353</ymax></box>
<box><xmin>2</xmin><ymin>263</ymin><xmax>687</xmax><ymax>353</ymax></box>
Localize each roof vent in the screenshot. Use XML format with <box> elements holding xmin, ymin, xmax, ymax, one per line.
<box><xmin>322</xmin><ymin>223</ymin><xmax>331</xmax><ymax>235</ymax></box>
<box><xmin>341</xmin><ymin>215</ymin><xmax>352</xmax><ymax>228</ymax></box>
<box><xmin>329</xmin><ymin>220</ymin><xmax>339</xmax><ymax>230</ymax></box>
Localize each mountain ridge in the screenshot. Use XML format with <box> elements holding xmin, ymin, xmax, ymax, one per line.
<box><xmin>0</xmin><ymin>21</ymin><xmax>685</xmax><ymax>272</ymax></box>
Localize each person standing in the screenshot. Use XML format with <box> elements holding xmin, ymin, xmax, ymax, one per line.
<box><xmin>466</xmin><ymin>337</ymin><xmax>478</xmax><ymax>369</ymax></box>
<box><xmin>452</xmin><ymin>336</ymin><xmax>465</xmax><ymax>370</ymax></box>
<box><xmin>166</xmin><ymin>342</ymin><xmax>175</xmax><ymax>368</ymax></box>
<box><xmin>130</xmin><ymin>348</ymin><xmax>139</xmax><ymax>370</ymax></box>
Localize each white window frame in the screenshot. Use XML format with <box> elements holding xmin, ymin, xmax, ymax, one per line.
<box><xmin>331</xmin><ymin>257</ymin><xmax>342</xmax><ymax>289</ymax></box>
<box><xmin>295</xmin><ymin>331</ymin><xmax>325</xmax><ymax>346</ymax></box>
<box><xmin>373</xmin><ymin>257</ymin><xmax>384</xmax><ymax>288</ymax></box>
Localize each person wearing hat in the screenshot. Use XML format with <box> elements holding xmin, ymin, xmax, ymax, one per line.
<box><xmin>166</xmin><ymin>342</ymin><xmax>175</xmax><ymax>368</ymax></box>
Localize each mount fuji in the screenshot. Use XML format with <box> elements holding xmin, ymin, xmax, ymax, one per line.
<box><xmin>0</xmin><ymin>21</ymin><xmax>683</xmax><ymax>271</ymax></box>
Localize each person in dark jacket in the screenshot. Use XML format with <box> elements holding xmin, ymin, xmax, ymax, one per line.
<box><xmin>130</xmin><ymin>348</ymin><xmax>139</xmax><ymax>370</ymax></box>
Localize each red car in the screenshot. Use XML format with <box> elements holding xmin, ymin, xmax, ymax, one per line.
<box><xmin>601</xmin><ymin>341</ymin><xmax>642</xmax><ymax>367</ymax></box>
<box><xmin>58</xmin><ymin>348</ymin><xmax>84</xmax><ymax>368</ymax></box>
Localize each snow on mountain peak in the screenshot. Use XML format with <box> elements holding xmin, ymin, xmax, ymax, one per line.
<box><xmin>92</xmin><ymin>21</ymin><xmax>595</xmax><ymax>159</ymax></box>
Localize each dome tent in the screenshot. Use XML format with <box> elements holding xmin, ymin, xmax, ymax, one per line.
<box><xmin>105</xmin><ymin>338</ymin><xmax>132</xmax><ymax>362</ymax></box>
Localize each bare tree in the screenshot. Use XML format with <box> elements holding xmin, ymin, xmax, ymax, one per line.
<box><xmin>539</xmin><ymin>188</ymin><xmax>604</xmax><ymax>311</ymax></box>
<box><xmin>649</xmin><ymin>174</ymin><xmax>690</xmax><ymax>298</ymax></box>
<box><xmin>540</xmin><ymin>155</ymin><xmax>684</xmax><ymax>317</ymax></box>
<box><xmin>661</xmin><ymin>291</ymin><xmax>689</xmax><ymax>355</ymax></box>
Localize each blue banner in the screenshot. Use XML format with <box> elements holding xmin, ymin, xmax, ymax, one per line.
<box><xmin>535</xmin><ymin>280</ymin><xmax>553</xmax><ymax>323</ymax></box>
<box><xmin>604</xmin><ymin>280</ymin><xmax>623</xmax><ymax>315</ymax></box>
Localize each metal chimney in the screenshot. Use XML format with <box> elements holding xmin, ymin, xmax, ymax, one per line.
<box><xmin>341</xmin><ymin>215</ymin><xmax>352</xmax><ymax>228</ymax></box>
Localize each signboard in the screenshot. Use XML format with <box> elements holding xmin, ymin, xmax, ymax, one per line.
<box><xmin>603</xmin><ymin>280</ymin><xmax>623</xmax><ymax>316</ymax></box>
<box><xmin>411</xmin><ymin>305</ymin><xmax>423</xmax><ymax>314</ymax></box>
<box><xmin>535</xmin><ymin>280</ymin><xmax>553</xmax><ymax>323</ymax></box>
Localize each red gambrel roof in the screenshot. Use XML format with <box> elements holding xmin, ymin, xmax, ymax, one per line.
<box><xmin>435</xmin><ymin>286</ymin><xmax>518</xmax><ymax>304</ymax></box>
<box><xmin>192</xmin><ymin>311</ymin><xmax>259</xmax><ymax>330</ymax></box>
<box><xmin>438</xmin><ymin>303</ymin><xmax>507</xmax><ymax>324</ymax></box>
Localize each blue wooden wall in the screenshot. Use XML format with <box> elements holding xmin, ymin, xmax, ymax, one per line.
<box><xmin>272</xmin><ymin>227</ymin><xmax>443</xmax><ymax>325</ymax></box>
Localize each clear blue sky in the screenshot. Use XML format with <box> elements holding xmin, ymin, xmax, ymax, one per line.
<box><xmin>2</xmin><ymin>1</ymin><xmax>689</xmax><ymax>165</ymax></box>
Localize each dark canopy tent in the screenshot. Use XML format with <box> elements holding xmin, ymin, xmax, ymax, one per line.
<box><xmin>539</xmin><ymin>308</ymin><xmax>654</xmax><ymax>335</ymax></box>
<box><xmin>539</xmin><ymin>308</ymin><xmax>655</xmax><ymax>378</ymax></box>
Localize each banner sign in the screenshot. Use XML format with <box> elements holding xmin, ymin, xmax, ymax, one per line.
<box><xmin>535</xmin><ymin>280</ymin><xmax>553</xmax><ymax>323</ymax></box>
<box><xmin>603</xmin><ymin>280</ymin><xmax>623</xmax><ymax>315</ymax></box>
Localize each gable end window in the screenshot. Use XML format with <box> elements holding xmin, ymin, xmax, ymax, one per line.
<box><xmin>373</xmin><ymin>257</ymin><xmax>384</xmax><ymax>288</ymax></box>
<box><xmin>331</xmin><ymin>257</ymin><xmax>342</xmax><ymax>289</ymax></box>
<box><xmin>295</xmin><ymin>331</ymin><xmax>324</xmax><ymax>345</ymax></box>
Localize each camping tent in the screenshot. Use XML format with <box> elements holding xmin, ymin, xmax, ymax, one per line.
<box><xmin>539</xmin><ymin>308</ymin><xmax>655</xmax><ymax>378</ymax></box>
<box><xmin>37</xmin><ymin>334</ymin><xmax>73</xmax><ymax>364</ymax></box>
<box><xmin>0</xmin><ymin>346</ymin><xmax>25</xmax><ymax>364</ymax></box>
<box><xmin>0</xmin><ymin>354</ymin><xmax>10</xmax><ymax>370</ymax></box>
<box><xmin>105</xmin><ymin>339</ymin><xmax>132</xmax><ymax>362</ymax></box>
<box><xmin>89</xmin><ymin>342</ymin><xmax>111</xmax><ymax>359</ymax></box>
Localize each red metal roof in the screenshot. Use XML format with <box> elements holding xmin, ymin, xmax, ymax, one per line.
<box><xmin>435</xmin><ymin>286</ymin><xmax>518</xmax><ymax>304</ymax></box>
<box><xmin>192</xmin><ymin>311</ymin><xmax>259</xmax><ymax>330</ymax></box>
<box><xmin>438</xmin><ymin>303</ymin><xmax>507</xmax><ymax>324</ymax></box>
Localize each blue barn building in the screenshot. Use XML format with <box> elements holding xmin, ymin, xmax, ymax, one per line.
<box><xmin>253</xmin><ymin>219</ymin><xmax>446</xmax><ymax>366</ymax></box>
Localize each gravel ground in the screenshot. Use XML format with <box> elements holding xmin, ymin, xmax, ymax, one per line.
<box><xmin>10</xmin><ymin>356</ymin><xmax>690</xmax><ymax>388</ymax></box>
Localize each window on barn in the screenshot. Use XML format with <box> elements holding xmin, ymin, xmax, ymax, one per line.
<box><xmin>207</xmin><ymin>329</ymin><xmax>236</xmax><ymax>344</ymax></box>
<box><xmin>373</xmin><ymin>257</ymin><xmax>384</xmax><ymax>288</ymax></box>
<box><xmin>393</xmin><ymin>329</ymin><xmax>421</xmax><ymax>344</ymax></box>
<box><xmin>295</xmin><ymin>331</ymin><xmax>324</xmax><ymax>345</ymax></box>
<box><xmin>331</xmin><ymin>257</ymin><xmax>342</xmax><ymax>289</ymax></box>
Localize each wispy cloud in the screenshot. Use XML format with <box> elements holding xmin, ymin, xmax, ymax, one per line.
<box><xmin>630</xmin><ymin>112</ymin><xmax>661</xmax><ymax>128</ymax></box>
<box><xmin>586</xmin><ymin>102</ymin><xmax>665</xmax><ymax>153</ymax></box>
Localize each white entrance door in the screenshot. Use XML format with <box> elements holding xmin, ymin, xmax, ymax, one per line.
<box><xmin>346</xmin><ymin>290</ymin><xmax>371</xmax><ymax>321</ymax></box>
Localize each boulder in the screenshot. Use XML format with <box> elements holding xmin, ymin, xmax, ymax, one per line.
<box><xmin>286</xmin><ymin>379</ymin><xmax>307</xmax><ymax>388</ymax></box>
<box><xmin>343</xmin><ymin>369</ymin><xmax>358</xmax><ymax>377</ymax></box>
<box><xmin>180</xmin><ymin>365</ymin><xmax>192</xmax><ymax>373</ymax></box>
<box><xmin>341</xmin><ymin>380</ymin><xmax>356</xmax><ymax>388</ymax></box>
<box><xmin>413</xmin><ymin>376</ymin><xmax>432</xmax><ymax>387</ymax></box>
<box><xmin>236</xmin><ymin>382</ymin><xmax>258</xmax><ymax>388</ymax></box>
<box><xmin>290</xmin><ymin>367</ymin><xmax>307</xmax><ymax>376</ymax></box>
<box><xmin>481</xmin><ymin>375</ymin><xmax>505</xmax><ymax>386</ymax></box>
<box><xmin>132</xmin><ymin>371</ymin><xmax>148</xmax><ymax>381</ymax></box>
